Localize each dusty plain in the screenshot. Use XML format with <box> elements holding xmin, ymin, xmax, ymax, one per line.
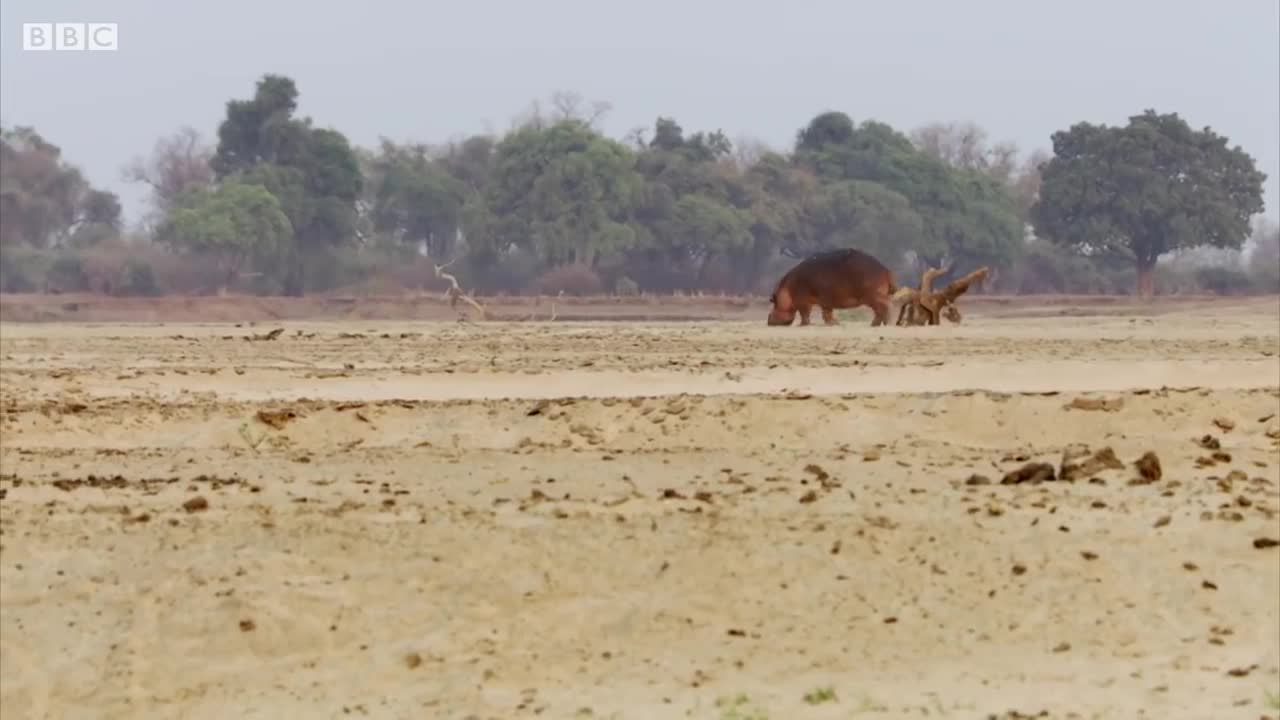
<box><xmin>1</xmin><ymin>295</ymin><xmax>1279</xmax><ymax>720</ymax></box>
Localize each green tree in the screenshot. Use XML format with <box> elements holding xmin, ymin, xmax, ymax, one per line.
<box><xmin>792</xmin><ymin>113</ymin><xmax>1022</xmax><ymax>274</ymax></box>
<box><xmin>209</xmin><ymin>74</ymin><xmax>363</xmax><ymax>294</ymax></box>
<box><xmin>359</xmin><ymin>139</ymin><xmax>466</xmax><ymax>257</ymax></box>
<box><xmin>0</xmin><ymin>126</ymin><xmax>122</xmax><ymax>248</ymax></box>
<box><xmin>795</xmin><ymin>111</ymin><xmax>856</xmax><ymax>152</ymax></box>
<box><xmin>1032</xmin><ymin>109</ymin><xmax>1267</xmax><ymax>297</ymax></box>
<box><xmin>163</xmin><ymin>180</ymin><xmax>292</xmax><ymax>292</ymax></box>
<box><xmin>943</xmin><ymin>169</ymin><xmax>1026</xmax><ymax>271</ymax></box>
<box><xmin>801</xmin><ymin>180</ymin><xmax>924</xmax><ymax>264</ymax></box>
<box><xmin>211</xmin><ymin>74</ymin><xmax>305</xmax><ymax>176</ymax></box>
<box><xmin>652</xmin><ymin>194</ymin><xmax>753</xmax><ymax>286</ymax></box>
<box><xmin>485</xmin><ymin>119</ymin><xmax>642</xmax><ymax>268</ymax></box>
<box><xmin>624</xmin><ymin>116</ymin><xmax>754</xmax><ymax>289</ymax></box>
<box><xmin>729</xmin><ymin>152</ymin><xmax>814</xmax><ymax>291</ymax></box>
<box><xmin>428</xmin><ymin>135</ymin><xmax>499</xmax><ymax>267</ymax></box>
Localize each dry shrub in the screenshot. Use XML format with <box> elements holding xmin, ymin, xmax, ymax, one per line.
<box><xmin>58</xmin><ymin>240</ymin><xmax>222</xmax><ymax>295</ymax></box>
<box><xmin>147</xmin><ymin>251</ymin><xmax>220</xmax><ymax>294</ymax></box>
<box><xmin>76</xmin><ymin>241</ymin><xmax>133</xmax><ymax>293</ymax></box>
<box><xmin>467</xmin><ymin>249</ymin><xmax>541</xmax><ymax>294</ymax></box>
<box><xmin>614</xmin><ymin>275</ymin><xmax>640</xmax><ymax>296</ymax></box>
<box><xmin>1191</xmin><ymin>266</ymin><xmax>1257</xmax><ymax>296</ymax></box>
<box><xmin>531</xmin><ymin>263</ymin><xmax>603</xmax><ymax>296</ymax></box>
<box><xmin>0</xmin><ymin>245</ymin><xmax>56</xmax><ymax>292</ymax></box>
<box><xmin>332</xmin><ymin>257</ymin><xmax>426</xmax><ymax>296</ymax></box>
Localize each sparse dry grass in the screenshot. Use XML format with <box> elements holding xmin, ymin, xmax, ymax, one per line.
<box><xmin>3</xmin><ymin>290</ymin><xmax>1274</xmax><ymax>324</ymax></box>
<box><xmin>1</xmin><ymin>302</ymin><xmax>1277</xmax><ymax>719</ymax></box>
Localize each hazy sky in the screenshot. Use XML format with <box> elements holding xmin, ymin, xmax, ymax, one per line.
<box><xmin>3</xmin><ymin>0</ymin><xmax>1278</xmax><ymax>229</ymax></box>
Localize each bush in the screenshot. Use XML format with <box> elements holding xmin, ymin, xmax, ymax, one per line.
<box><xmin>1004</xmin><ymin>241</ymin><xmax>1134</xmax><ymax>294</ymax></box>
<box><xmin>1193</xmin><ymin>266</ymin><xmax>1255</xmax><ymax>296</ymax></box>
<box><xmin>531</xmin><ymin>263</ymin><xmax>604</xmax><ymax>296</ymax></box>
<box><xmin>1248</xmin><ymin>241</ymin><xmax>1279</xmax><ymax>292</ymax></box>
<box><xmin>79</xmin><ymin>241</ymin><xmax>217</xmax><ymax>296</ymax></box>
<box><xmin>147</xmin><ymin>250</ymin><xmax>223</xmax><ymax>295</ymax></box>
<box><xmin>47</xmin><ymin>254</ymin><xmax>88</xmax><ymax>292</ymax></box>
<box><xmin>614</xmin><ymin>275</ymin><xmax>640</xmax><ymax>296</ymax></box>
<box><xmin>465</xmin><ymin>248</ymin><xmax>541</xmax><ymax>294</ymax></box>
<box><xmin>78</xmin><ymin>242</ymin><xmax>131</xmax><ymax>293</ymax></box>
<box><xmin>0</xmin><ymin>246</ymin><xmax>54</xmax><ymax>292</ymax></box>
<box><xmin>121</xmin><ymin>258</ymin><xmax>161</xmax><ymax>296</ymax></box>
<box><xmin>1250</xmin><ymin>262</ymin><xmax>1280</xmax><ymax>293</ymax></box>
<box><xmin>1153</xmin><ymin>264</ymin><xmax>1199</xmax><ymax>295</ymax></box>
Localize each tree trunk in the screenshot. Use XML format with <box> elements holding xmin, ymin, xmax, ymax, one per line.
<box><xmin>219</xmin><ymin>257</ymin><xmax>239</xmax><ymax>297</ymax></box>
<box><xmin>695</xmin><ymin>253</ymin><xmax>717</xmax><ymax>290</ymax></box>
<box><xmin>1135</xmin><ymin>259</ymin><xmax>1156</xmax><ymax>299</ymax></box>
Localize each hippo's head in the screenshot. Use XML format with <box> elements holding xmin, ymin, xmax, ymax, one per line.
<box><xmin>766</xmin><ymin>292</ymin><xmax>795</xmax><ymax>325</ymax></box>
<box><xmin>766</xmin><ymin>309</ymin><xmax>795</xmax><ymax>326</ymax></box>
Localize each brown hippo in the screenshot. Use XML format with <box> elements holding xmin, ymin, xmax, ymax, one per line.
<box><xmin>767</xmin><ymin>248</ymin><xmax>898</xmax><ymax>327</ymax></box>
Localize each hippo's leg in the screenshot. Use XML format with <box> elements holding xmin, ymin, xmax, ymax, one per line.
<box><xmin>821</xmin><ymin>306</ymin><xmax>838</xmax><ymax>325</ymax></box>
<box><xmin>869</xmin><ymin>296</ymin><xmax>892</xmax><ymax>327</ymax></box>
<box><xmin>797</xmin><ymin>305</ymin><xmax>812</xmax><ymax>325</ymax></box>
<box><xmin>896</xmin><ymin>301</ymin><xmax>911</xmax><ymax>326</ymax></box>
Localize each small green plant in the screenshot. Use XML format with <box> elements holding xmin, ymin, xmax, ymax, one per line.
<box><xmin>1265</xmin><ymin>689</ymin><xmax>1280</xmax><ymax>710</ymax></box>
<box><xmin>852</xmin><ymin>694</ymin><xmax>889</xmax><ymax>713</ymax></box>
<box><xmin>238</xmin><ymin>423</ymin><xmax>266</xmax><ymax>453</ymax></box>
<box><xmin>715</xmin><ymin>693</ymin><xmax>769</xmax><ymax>720</ymax></box>
<box><xmin>803</xmin><ymin>686</ymin><xmax>837</xmax><ymax>704</ymax></box>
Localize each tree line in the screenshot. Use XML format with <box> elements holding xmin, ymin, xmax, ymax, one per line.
<box><xmin>2</xmin><ymin>73</ymin><xmax>1275</xmax><ymax>298</ymax></box>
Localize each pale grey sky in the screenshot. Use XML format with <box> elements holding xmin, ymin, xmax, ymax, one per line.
<box><xmin>2</xmin><ymin>0</ymin><xmax>1277</xmax><ymax>229</ymax></box>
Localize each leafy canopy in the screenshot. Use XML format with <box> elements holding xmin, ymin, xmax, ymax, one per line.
<box><xmin>1032</xmin><ymin>109</ymin><xmax>1267</xmax><ymax>266</ymax></box>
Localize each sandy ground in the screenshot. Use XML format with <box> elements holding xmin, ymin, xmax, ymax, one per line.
<box><xmin>1</xmin><ymin>298</ymin><xmax>1279</xmax><ymax>720</ymax></box>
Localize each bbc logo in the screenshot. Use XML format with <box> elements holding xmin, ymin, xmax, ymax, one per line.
<box><xmin>22</xmin><ymin>23</ymin><xmax>119</xmax><ymax>51</ymax></box>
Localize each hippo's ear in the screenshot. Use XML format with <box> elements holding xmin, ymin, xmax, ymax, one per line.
<box><xmin>769</xmin><ymin>293</ymin><xmax>776</xmax><ymax>304</ymax></box>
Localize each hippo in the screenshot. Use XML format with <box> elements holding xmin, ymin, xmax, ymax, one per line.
<box><xmin>767</xmin><ymin>248</ymin><xmax>898</xmax><ymax>327</ymax></box>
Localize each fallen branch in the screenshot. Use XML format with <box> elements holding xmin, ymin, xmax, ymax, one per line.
<box><xmin>896</xmin><ymin>265</ymin><xmax>987</xmax><ymax>326</ymax></box>
<box><xmin>237</xmin><ymin>422</ymin><xmax>266</xmax><ymax>453</ymax></box>
<box><xmin>895</xmin><ymin>266</ymin><xmax>948</xmax><ymax>326</ymax></box>
<box><xmin>936</xmin><ymin>266</ymin><xmax>991</xmax><ymax>304</ymax></box>
<box><xmin>246</xmin><ymin>327</ymin><xmax>285</xmax><ymax>341</ymax></box>
<box><xmin>548</xmin><ymin>290</ymin><xmax>563</xmax><ymax>322</ymax></box>
<box><xmin>432</xmin><ymin>259</ymin><xmax>487</xmax><ymax>321</ymax></box>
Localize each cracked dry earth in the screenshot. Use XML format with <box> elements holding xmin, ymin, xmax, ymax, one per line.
<box><xmin>1</xmin><ymin>305</ymin><xmax>1279</xmax><ymax>720</ymax></box>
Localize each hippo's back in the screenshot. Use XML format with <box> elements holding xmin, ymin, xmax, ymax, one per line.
<box><xmin>779</xmin><ymin>248</ymin><xmax>892</xmax><ymax>297</ymax></box>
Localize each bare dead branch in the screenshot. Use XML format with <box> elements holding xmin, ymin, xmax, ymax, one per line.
<box><xmin>936</xmin><ymin>266</ymin><xmax>991</xmax><ymax>304</ymax></box>
<box><xmin>895</xmin><ymin>266</ymin><xmax>945</xmax><ymax>326</ymax></box>
<box><xmin>896</xmin><ymin>265</ymin><xmax>980</xmax><ymax>327</ymax></box>
<box><xmin>548</xmin><ymin>290</ymin><xmax>563</xmax><ymax>322</ymax></box>
<box><xmin>431</xmin><ymin>259</ymin><xmax>486</xmax><ymax>321</ymax></box>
